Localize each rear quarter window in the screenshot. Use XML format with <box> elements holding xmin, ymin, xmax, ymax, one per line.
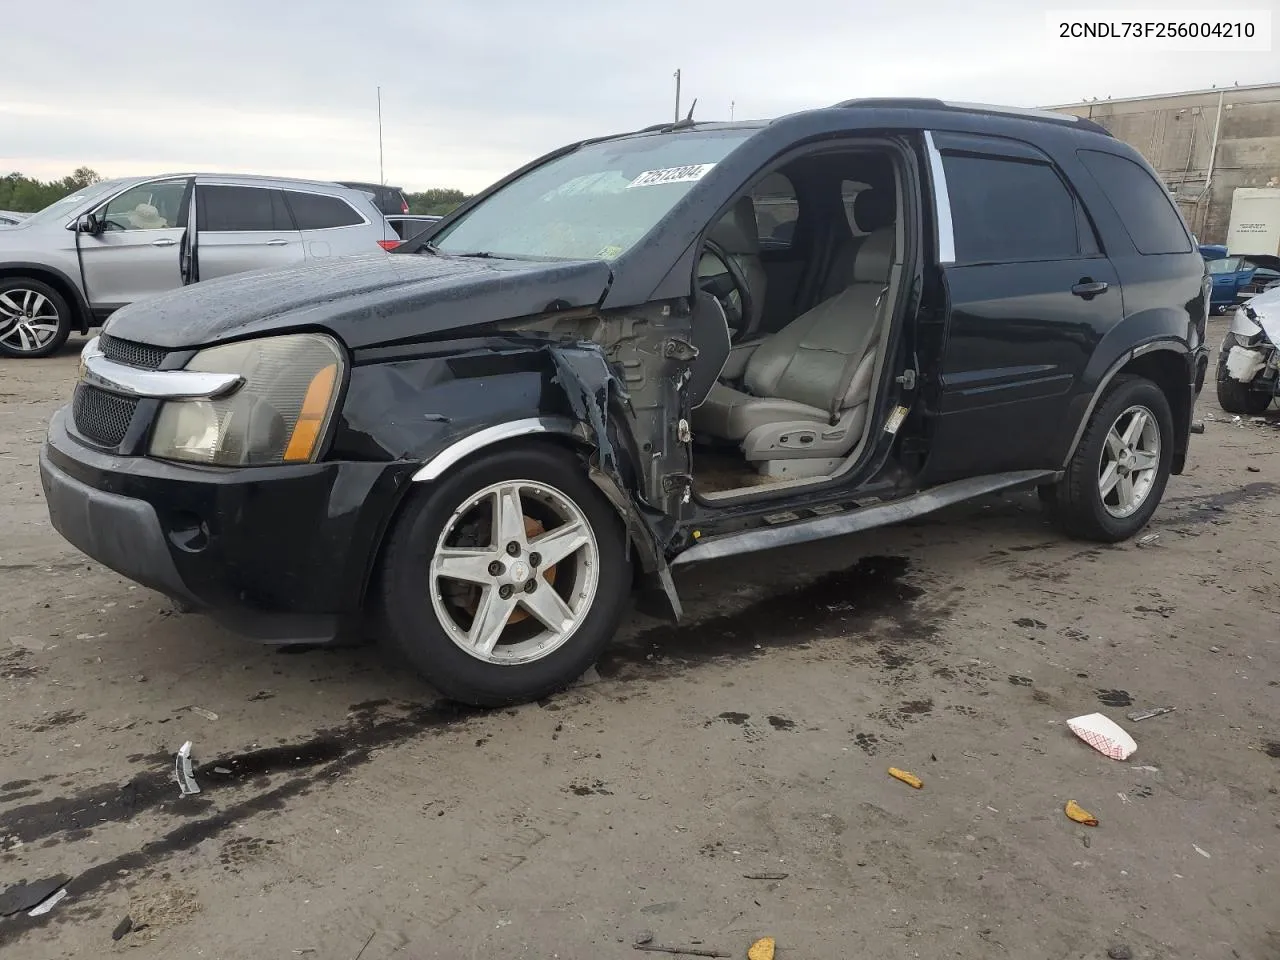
<box><xmin>1076</xmin><ymin>149</ymin><xmax>1192</xmax><ymax>255</ymax></box>
<box><xmin>284</xmin><ymin>192</ymin><xmax>365</xmax><ymax>230</ymax></box>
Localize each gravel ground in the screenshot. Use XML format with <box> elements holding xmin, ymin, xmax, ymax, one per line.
<box><xmin>1</xmin><ymin>320</ymin><xmax>1277</xmax><ymax>960</ymax></box>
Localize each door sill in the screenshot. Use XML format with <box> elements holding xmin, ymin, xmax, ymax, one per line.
<box><xmin>672</xmin><ymin>469</ymin><xmax>1056</xmax><ymax>566</ymax></box>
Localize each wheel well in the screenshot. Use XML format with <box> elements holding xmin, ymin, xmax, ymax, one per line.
<box><xmin>359</xmin><ymin>433</ymin><xmax>648</xmax><ymax>614</ymax></box>
<box><xmin>1118</xmin><ymin>350</ymin><xmax>1191</xmax><ymax>469</ymax></box>
<box><xmin>0</xmin><ymin>267</ymin><xmax>88</xmax><ymax>333</ymax></box>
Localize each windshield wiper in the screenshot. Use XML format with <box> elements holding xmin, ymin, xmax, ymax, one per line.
<box><xmin>451</xmin><ymin>250</ymin><xmax>498</xmax><ymax>259</ymax></box>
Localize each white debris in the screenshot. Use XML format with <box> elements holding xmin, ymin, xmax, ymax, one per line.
<box><xmin>1225</xmin><ymin>346</ymin><xmax>1266</xmax><ymax>383</ymax></box>
<box><xmin>174</xmin><ymin>741</ymin><xmax>201</xmax><ymax>796</ymax></box>
<box><xmin>1067</xmin><ymin>713</ymin><xmax>1137</xmax><ymax>760</ymax></box>
<box><xmin>28</xmin><ymin>887</ymin><xmax>67</xmax><ymax>916</ymax></box>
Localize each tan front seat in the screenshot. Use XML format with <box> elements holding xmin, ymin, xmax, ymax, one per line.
<box><xmin>692</xmin><ymin>225</ymin><xmax>894</xmax><ymax>472</ymax></box>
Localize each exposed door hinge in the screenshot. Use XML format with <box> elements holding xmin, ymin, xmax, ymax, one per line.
<box><xmin>896</xmin><ymin>368</ymin><xmax>918</xmax><ymax>390</ymax></box>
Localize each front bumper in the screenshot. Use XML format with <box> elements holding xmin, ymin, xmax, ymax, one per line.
<box><xmin>1216</xmin><ymin>335</ymin><xmax>1280</xmax><ymax>396</ymax></box>
<box><xmin>40</xmin><ymin>407</ymin><xmax>415</xmax><ymax>643</ymax></box>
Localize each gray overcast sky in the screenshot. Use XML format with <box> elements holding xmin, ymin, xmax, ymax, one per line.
<box><xmin>3</xmin><ymin>0</ymin><xmax>1276</xmax><ymax>193</ymax></box>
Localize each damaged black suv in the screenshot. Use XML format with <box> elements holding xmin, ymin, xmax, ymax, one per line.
<box><xmin>41</xmin><ymin>99</ymin><xmax>1210</xmax><ymax>706</ymax></box>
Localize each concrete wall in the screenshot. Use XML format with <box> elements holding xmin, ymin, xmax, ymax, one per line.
<box><xmin>1049</xmin><ymin>84</ymin><xmax>1280</xmax><ymax>245</ymax></box>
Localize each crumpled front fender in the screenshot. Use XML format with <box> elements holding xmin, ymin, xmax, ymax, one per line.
<box><xmin>547</xmin><ymin>343</ymin><xmax>683</xmax><ymax>622</ymax></box>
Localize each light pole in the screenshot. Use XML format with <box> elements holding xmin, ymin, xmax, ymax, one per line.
<box><xmin>377</xmin><ymin>86</ymin><xmax>385</xmax><ymax>186</ymax></box>
<box><xmin>673</xmin><ymin>69</ymin><xmax>681</xmax><ymax>122</ymax></box>
<box><xmin>730</xmin><ymin>100</ymin><xmax>735</xmax><ymax>121</ymax></box>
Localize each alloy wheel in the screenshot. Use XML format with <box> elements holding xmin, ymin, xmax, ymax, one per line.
<box><xmin>1098</xmin><ymin>404</ymin><xmax>1161</xmax><ymax>519</ymax></box>
<box><xmin>430</xmin><ymin>480</ymin><xmax>599</xmax><ymax>665</ymax></box>
<box><xmin>0</xmin><ymin>288</ymin><xmax>62</xmax><ymax>354</ymax></box>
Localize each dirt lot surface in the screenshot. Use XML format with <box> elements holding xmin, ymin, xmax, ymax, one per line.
<box><xmin>2</xmin><ymin>321</ymin><xmax>1278</xmax><ymax>960</ymax></box>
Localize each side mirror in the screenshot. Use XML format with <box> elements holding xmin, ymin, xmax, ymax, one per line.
<box><xmin>75</xmin><ymin>213</ymin><xmax>100</xmax><ymax>235</ymax></box>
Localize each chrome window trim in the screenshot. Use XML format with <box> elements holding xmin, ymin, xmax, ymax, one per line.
<box><xmin>411</xmin><ymin>417</ymin><xmax>582</xmax><ymax>482</ymax></box>
<box><xmin>923</xmin><ymin>131</ymin><xmax>956</xmax><ymax>265</ymax></box>
<box><xmin>78</xmin><ymin>336</ymin><xmax>242</xmax><ymax>401</ymax></box>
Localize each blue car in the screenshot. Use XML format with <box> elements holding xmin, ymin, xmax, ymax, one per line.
<box><xmin>1206</xmin><ymin>253</ymin><xmax>1280</xmax><ymax>313</ymax></box>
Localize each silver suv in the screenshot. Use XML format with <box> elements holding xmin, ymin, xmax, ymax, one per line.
<box><xmin>0</xmin><ymin>174</ymin><xmax>395</xmax><ymax>358</ymax></box>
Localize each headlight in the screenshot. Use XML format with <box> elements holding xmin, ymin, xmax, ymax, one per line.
<box><xmin>149</xmin><ymin>333</ymin><xmax>344</xmax><ymax>466</ymax></box>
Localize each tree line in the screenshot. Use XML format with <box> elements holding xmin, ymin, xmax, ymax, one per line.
<box><xmin>0</xmin><ymin>170</ymin><xmax>472</xmax><ymax>217</ymax></box>
<box><xmin>1</xmin><ymin>168</ymin><xmax>103</xmax><ymax>212</ymax></box>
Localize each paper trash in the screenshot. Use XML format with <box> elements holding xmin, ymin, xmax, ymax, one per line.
<box><xmin>1067</xmin><ymin>713</ymin><xmax>1136</xmax><ymax>760</ymax></box>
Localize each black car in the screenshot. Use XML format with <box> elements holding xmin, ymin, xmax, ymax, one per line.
<box><xmin>337</xmin><ymin>181</ymin><xmax>410</xmax><ymax>216</ymax></box>
<box><xmin>41</xmin><ymin>99</ymin><xmax>1210</xmax><ymax>706</ymax></box>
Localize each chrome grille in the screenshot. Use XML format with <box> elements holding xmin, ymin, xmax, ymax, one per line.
<box><xmin>99</xmin><ymin>334</ymin><xmax>168</xmax><ymax>370</ymax></box>
<box><xmin>72</xmin><ymin>385</ymin><xmax>138</xmax><ymax>447</ymax></box>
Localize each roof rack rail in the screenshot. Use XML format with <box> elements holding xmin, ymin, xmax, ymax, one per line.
<box><xmin>832</xmin><ymin>98</ymin><xmax>1112</xmax><ymax>136</ymax></box>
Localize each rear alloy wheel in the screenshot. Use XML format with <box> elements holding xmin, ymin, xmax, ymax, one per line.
<box><xmin>1050</xmin><ymin>375</ymin><xmax>1174</xmax><ymax>542</ymax></box>
<box><xmin>379</xmin><ymin>443</ymin><xmax>631</xmax><ymax>706</ymax></box>
<box><xmin>0</xmin><ymin>279</ymin><xmax>72</xmax><ymax>358</ymax></box>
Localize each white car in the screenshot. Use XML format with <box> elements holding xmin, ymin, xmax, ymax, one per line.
<box><xmin>0</xmin><ymin>175</ymin><xmax>397</xmax><ymax>357</ymax></box>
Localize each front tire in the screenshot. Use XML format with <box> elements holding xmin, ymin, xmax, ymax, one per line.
<box><xmin>0</xmin><ymin>278</ymin><xmax>72</xmax><ymax>358</ymax></box>
<box><xmin>1050</xmin><ymin>375</ymin><xmax>1174</xmax><ymax>542</ymax></box>
<box><xmin>1216</xmin><ymin>375</ymin><xmax>1273</xmax><ymax>415</ymax></box>
<box><xmin>378</xmin><ymin>442</ymin><xmax>632</xmax><ymax>706</ymax></box>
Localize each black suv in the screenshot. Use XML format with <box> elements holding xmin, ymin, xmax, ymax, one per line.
<box><xmin>337</xmin><ymin>181</ymin><xmax>410</xmax><ymax>216</ymax></box>
<box><xmin>41</xmin><ymin>99</ymin><xmax>1210</xmax><ymax>706</ymax></box>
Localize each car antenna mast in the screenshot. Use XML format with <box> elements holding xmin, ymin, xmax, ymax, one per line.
<box><xmin>669</xmin><ymin>98</ymin><xmax>699</xmax><ymax>130</ymax></box>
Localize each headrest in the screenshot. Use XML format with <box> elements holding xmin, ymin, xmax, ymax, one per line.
<box><xmin>853</xmin><ymin>226</ymin><xmax>894</xmax><ymax>283</ymax></box>
<box><xmin>853</xmin><ymin>188</ymin><xmax>894</xmax><ymax>233</ymax></box>
<box><xmin>708</xmin><ymin>195</ymin><xmax>760</xmax><ymax>256</ymax></box>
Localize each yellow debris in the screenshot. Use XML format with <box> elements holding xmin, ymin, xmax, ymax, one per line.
<box><xmin>888</xmin><ymin>767</ymin><xmax>923</xmax><ymax>789</ymax></box>
<box><xmin>1065</xmin><ymin>799</ymin><xmax>1099</xmax><ymax>826</ymax></box>
<box><xmin>747</xmin><ymin>936</ymin><xmax>775</xmax><ymax>960</ymax></box>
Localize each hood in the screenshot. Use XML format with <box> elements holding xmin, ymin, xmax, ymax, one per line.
<box><xmin>1231</xmin><ymin>285</ymin><xmax>1280</xmax><ymax>345</ymax></box>
<box><xmin>102</xmin><ymin>253</ymin><xmax>614</xmax><ymax>350</ymax></box>
<box><xmin>1243</xmin><ymin>254</ymin><xmax>1280</xmax><ymax>273</ymax></box>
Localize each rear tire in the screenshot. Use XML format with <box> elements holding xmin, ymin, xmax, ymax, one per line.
<box><xmin>1216</xmin><ymin>376</ymin><xmax>1272</xmax><ymax>415</ymax></box>
<box><xmin>378</xmin><ymin>442</ymin><xmax>632</xmax><ymax>706</ymax></box>
<box><xmin>0</xmin><ymin>278</ymin><xmax>72</xmax><ymax>358</ymax></box>
<box><xmin>1051</xmin><ymin>375</ymin><xmax>1173</xmax><ymax>543</ymax></box>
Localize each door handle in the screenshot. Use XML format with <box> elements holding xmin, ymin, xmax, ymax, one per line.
<box><xmin>266</xmin><ymin>239</ymin><xmax>289</xmax><ymax>246</ymax></box>
<box><xmin>1071</xmin><ymin>279</ymin><xmax>1109</xmax><ymax>298</ymax></box>
<box><xmin>151</xmin><ymin>238</ymin><xmax>177</xmax><ymax>247</ymax></box>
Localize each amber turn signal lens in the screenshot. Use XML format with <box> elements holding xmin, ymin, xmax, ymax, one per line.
<box><xmin>283</xmin><ymin>363</ymin><xmax>338</xmax><ymax>462</ymax></box>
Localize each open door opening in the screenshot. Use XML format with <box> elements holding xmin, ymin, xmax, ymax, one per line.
<box><xmin>687</xmin><ymin>144</ymin><xmax>914</xmax><ymax>502</ymax></box>
<box><xmin>179</xmin><ymin>184</ymin><xmax>199</xmax><ymax>286</ymax></box>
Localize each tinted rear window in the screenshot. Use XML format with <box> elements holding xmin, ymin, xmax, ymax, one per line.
<box><xmin>943</xmin><ymin>154</ymin><xmax>1080</xmax><ymax>263</ymax></box>
<box><xmin>284</xmin><ymin>192</ymin><xmax>364</xmax><ymax>230</ymax></box>
<box><xmin>199</xmin><ymin>185</ymin><xmax>293</xmax><ymax>232</ymax></box>
<box><xmin>1077</xmin><ymin>149</ymin><xmax>1191</xmax><ymax>255</ymax></box>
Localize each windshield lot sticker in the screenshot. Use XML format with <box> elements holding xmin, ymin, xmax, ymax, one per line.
<box><xmin>628</xmin><ymin>164</ymin><xmax>716</xmax><ymax>188</ymax></box>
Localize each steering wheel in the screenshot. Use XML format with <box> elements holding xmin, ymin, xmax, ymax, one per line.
<box><xmin>699</xmin><ymin>238</ymin><xmax>758</xmax><ymax>343</ymax></box>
